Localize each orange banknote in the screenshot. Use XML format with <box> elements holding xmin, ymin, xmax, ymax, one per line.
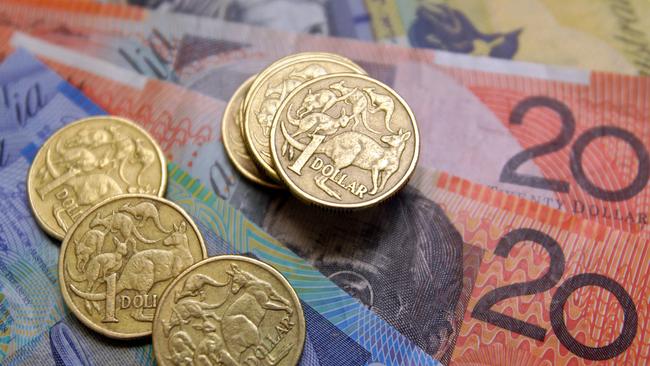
<box><xmin>408</xmin><ymin>170</ymin><xmax>648</xmax><ymax>365</ymax></box>
<box><xmin>0</xmin><ymin>1</ymin><xmax>648</xmax><ymax>238</ymax></box>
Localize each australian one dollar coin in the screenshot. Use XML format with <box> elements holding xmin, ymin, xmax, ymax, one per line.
<box><xmin>59</xmin><ymin>194</ymin><xmax>207</xmax><ymax>338</ymax></box>
<box><xmin>243</xmin><ymin>52</ymin><xmax>366</xmax><ymax>182</ymax></box>
<box><xmin>270</xmin><ymin>73</ymin><xmax>420</xmax><ymax>209</ymax></box>
<box><xmin>223</xmin><ymin>76</ymin><xmax>282</xmax><ymax>189</ymax></box>
<box><xmin>28</xmin><ymin>116</ymin><xmax>167</xmax><ymax>239</ymax></box>
<box><xmin>153</xmin><ymin>255</ymin><xmax>305</xmax><ymax>366</ymax></box>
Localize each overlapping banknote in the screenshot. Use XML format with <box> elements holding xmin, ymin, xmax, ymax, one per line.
<box><xmin>100</xmin><ymin>0</ymin><xmax>650</xmax><ymax>76</ymax></box>
<box><xmin>0</xmin><ymin>48</ymin><xmax>437</xmax><ymax>365</ymax></box>
<box><xmin>2</xmin><ymin>1</ymin><xmax>648</xmax><ymax>235</ymax></box>
<box><xmin>1</xmin><ymin>1</ymin><xmax>650</xmax><ymax>365</ymax></box>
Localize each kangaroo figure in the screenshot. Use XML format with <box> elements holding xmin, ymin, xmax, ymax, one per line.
<box><xmin>119</xmin><ymin>221</ymin><xmax>195</xmax><ymax>321</ymax></box>
<box><xmin>162</xmin><ymin>299</ymin><xmax>225</xmax><ymax>336</ymax></box>
<box><xmin>290</xmin><ymin>63</ymin><xmax>327</xmax><ymax>81</ymax></box>
<box><xmin>221</xmin><ymin>264</ymin><xmax>293</xmax><ymax>363</ymax></box>
<box><xmin>65</xmin><ymin>127</ymin><xmax>112</xmax><ymax>149</ymax></box>
<box><xmin>282</xmin><ymin>126</ymin><xmax>412</xmax><ymax>198</ymax></box>
<box><xmin>166</xmin><ymin>331</ymin><xmax>195</xmax><ymax>366</ymax></box>
<box><xmin>255</xmin><ymin>98</ymin><xmax>283</xmax><ymax>138</ymax></box>
<box><xmin>282</xmin><ymin>105</ymin><xmax>353</xmax><ymax>160</ymax></box>
<box><xmin>65</xmin><ymin>174</ymin><xmax>123</xmax><ymax>206</ymax></box>
<box><xmin>194</xmin><ymin>332</ymin><xmax>238</xmax><ymax>366</ymax></box>
<box><xmin>108</xmin><ymin>127</ymin><xmax>135</xmax><ymax>185</ymax></box>
<box><xmin>264</xmin><ymin>78</ymin><xmax>299</xmax><ymax>99</ymax></box>
<box><xmin>130</xmin><ymin>139</ymin><xmax>156</xmax><ymax>186</ymax></box>
<box><xmin>363</xmin><ymin>87</ymin><xmax>395</xmax><ymax>132</ymax></box>
<box><xmin>319</xmin><ymin>129</ymin><xmax>412</xmax><ymax>196</ymax></box>
<box><xmin>285</xmin><ymin>104</ymin><xmax>352</xmax><ymax>139</ymax></box>
<box><xmin>74</xmin><ymin>228</ymin><xmax>107</xmax><ymax>271</ymax></box>
<box><xmin>119</xmin><ymin>201</ymin><xmax>170</xmax><ymax>233</ymax></box>
<box><xmin>70</xmin><ymin>222</ymin><xmax>196</xmax><ymax>321</ymax></box>
<box><xmin>90</xmin><ymin>211</ymin><xmax>158</xmax><ymax>244</ymax></box>
<box><xmin>53</xmin><ymin>146</ymin><xmax>106</xmax><ymax>173</ymax></box>
<box><xmin>67</xmin><ymin>237</ymin><xmax>131</xmax><ymax>314</ymax></box>
<box><xmin>329</xmin><ymin>81</ymin><xmax>381</xmax><ymax>134</ymax></box>
<box><xmin>174</xmin><ymin>273</ymin><xmax>229</xmax><ymax>302</ymax></box>
<box><xmin>296</xmin><ymin>87</ymin><xmax>357</xmax><ymax>117</ymax></box>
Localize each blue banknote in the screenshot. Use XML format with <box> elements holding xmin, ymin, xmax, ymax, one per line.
<box><xmin>0</xmin><ymin>156</ymin><xmax>384</xmax><ymax>366</ymax></box>
<box><xmin>0</xmin><ymin>157</ymin><xmax>438</xmax><ymax>366</ymax></box>
<box><xmin>0</xmin><ymin>48</ymin><xmax>104</xmax><ymax>169</ymax></box>
<box><xmin>0</xmin><ymin>50</ymin><xmax>440</xmax><ymax>365</ymax></box>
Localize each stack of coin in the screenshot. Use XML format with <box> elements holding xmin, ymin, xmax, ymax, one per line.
<box><xmin>27</xmin><ymin>116</ymin><xmax>305</xmax><ymax>365</ymax></box>
<box><xmin>223</xmin><ymin>52</ymin><xmax>420</xmax><ymax>209</ymax></box>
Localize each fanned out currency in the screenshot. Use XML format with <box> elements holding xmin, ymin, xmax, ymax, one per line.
<box><xmin>0</xmin><ymin>1</ymin><xmax>648</xmax><ymax>363</ymax></box>
<box><xmin>2</xmin><ymin>3</ymin><xmax>649</xmax><ymax>237</ymax></box>
<box><xmin>99</xmin><ymin>0</ymin><xmax>650</xmax><ymax>76</ymax></box>
<box><xmin>0</xmin><ymin>43</ymin><xmax>440</xmax><ymax>365</ymax></box>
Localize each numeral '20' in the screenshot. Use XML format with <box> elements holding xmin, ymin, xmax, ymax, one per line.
<box><xmin>471</xmin><ymin>228</ymin><xmax>638</xmax><ymax>360</ymax></box>
<box><xmin>500</xmin><ymin>96</ymin><xmax>650</xmax><ymax>201</ymax></box>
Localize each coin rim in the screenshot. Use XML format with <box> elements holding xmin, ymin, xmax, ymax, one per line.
<box><xmin>243</xmin><ymin>53</ymin><xmax>366</xmax><ymax>183</ymax></box>
<box><xmin>58</xmin><ymin>193</ymin><xmax>207</xmax><ymax>339</ymax></box>
<box><xmin>152</xmin><ymin>255</ymin><xmax>306</xmax><ymax>366</ymax></box>
<box><xmin>269</xmin><ymin>73</ymin><xmax>420</xmax><ymax>209</ymax></box>
<box><xmin>242</xmin><ymin>52</ymin><xmax>364</xmax><ymax>114</ymax></box>
<box><xmin>222</xmin><ymin>76</ymin><xmax>283</xmax><ymax>189</ymax></box>
<box><xmin>27</xmin><ymin>116</ymin><xmax>168</xmax><ymax>239</ymax></box>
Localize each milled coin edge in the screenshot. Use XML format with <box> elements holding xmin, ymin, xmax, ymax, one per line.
<box><xmin>58</xmin><ymin>193</ymin><xmax>207</xmax><ymax>339</ymax></box>
<box><xmin>222</xmin><ymin>76</ymin><xmax>283</xmax><ymax>189</ymax></box>
<box><xmin>269</xmin><ymin>73</ymin><xmax>421</xmax><ymax>209</ymax></box>
<box><xmin>27</xmin><ymin>116</ymin><xmax>168</xmax><ymax>240</ymax></box>
<box><xmin>152</xmin><ymin>255</ymin><xmax>306</xmax><ymax>366</ymax></box>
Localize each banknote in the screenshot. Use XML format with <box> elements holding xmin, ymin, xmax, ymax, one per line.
<box><xmin>356</xmin><ymin>0</ymin><xmax>650</xmax><ymax>76</ymax></box>
<box><xmin>0</xmin><ymin>155</ymin><xmax>439</xmax><ymax>365</ymax></box>
<box><xmin>0</xmin><ymin>27</ymin><xmax>452</xmax><ymax>363</ymax></box>
<box><xmin>3</xmin><ymin>3</ymin><xmax>649</xmax><ymax>237</ymax></box>
<box><xmin>414</xmin><ymin>169</ymin><xmax>650</xmax><ymax>364</ymax></box>
<box><xmin>4</xmin><ymin>30</ymin><xmax>648</xmax><ymax>364</ymax></box>
<box><xmin>0</xmin><ymin>48</ymin><xmax>104</xmax><ymax>170</ymax></box>
<box><xmin>121</xmin><ymin>0</ymin><xmax>333</xmax><ymax>35</ymax></box>
<box><xmin>0</xmin><ymin>36</ymin><xmax>441</xmax><ymax>365</ymax></box>
<box><xmin>3</xmin><ymin>4</ymin><xmax>650</xmax><ymax>362</ymax></box>
<box><xmin>1</xmin><ymin>14</ymin><xmax>647</xmax><ymax>360</ymax></box>
<box><xmin>258</xmin><ymin>164</ymin><xmax>650</xmax><ymax>365</ymax></box>
<box><xmin>101</xmin><ymin>0</ymin><xmax>650</xmax><ymax>76</ymax></box>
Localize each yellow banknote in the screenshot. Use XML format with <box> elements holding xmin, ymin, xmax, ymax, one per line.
<box><xmin>364</xmin><ymin>0</ymin><xmax>650</xmax><ymax>75</ymax></box>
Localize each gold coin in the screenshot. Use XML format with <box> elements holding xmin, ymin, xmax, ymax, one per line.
<box><xmin>223</xmin><ymin>76</ymin><xmax>283</xmax><ymax>189</ymax></box>
<box><xmin>153</xmin><ymin>255</ymin><xmax>305</xmax><ymax>366</ymax></box>
<box><xmin>243</xmin><ymin>52</ymin><xmax>366</xmax><ymax>182</ymax></box>
<box><xmin>270</xmin><ymin>73</ymin><xmax>420</xmax><ymax>209</ymax></box>
<box><xmin>27</xmin><ymin>116</ymin><xmax>166</xmax><ymax>239</ymax></box>
<box><xmin>59</xmin><ymin>194</ymin><xmax>207</xmax><ymax>339</ymax></box>
<box><xmin>242</xmin><ymin>52</ymin><xmax>364</xmax><ymax>114</ymax></box>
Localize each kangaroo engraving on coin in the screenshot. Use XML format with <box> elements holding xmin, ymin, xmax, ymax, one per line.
<box><xmin>270</xmin><ymin>73</ymin><xmax>420</xmax><ymax>208</ymax></box>
<box><xmin>223</xmin><ymin>76</ymin><xmax>282</xmax><ymax>189</ymax></box>
<box><xmin>153</xmin><ymin>255</ymin><xmax>305</xmax><ymax>366</ymax></box>
<box><xmin>28</xmin><ymin>116</ymin><xmax>166</xmax><ymax>239</ymax></box>
<box><xmin>59</xmin><ymin>195</ymin><xmax>207</xmax><ymax>339</ymax></box>
<box><xmin>243</xmin><ymin>52</ymin><xmax>366</xmax><ymax>182</ymax></box>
